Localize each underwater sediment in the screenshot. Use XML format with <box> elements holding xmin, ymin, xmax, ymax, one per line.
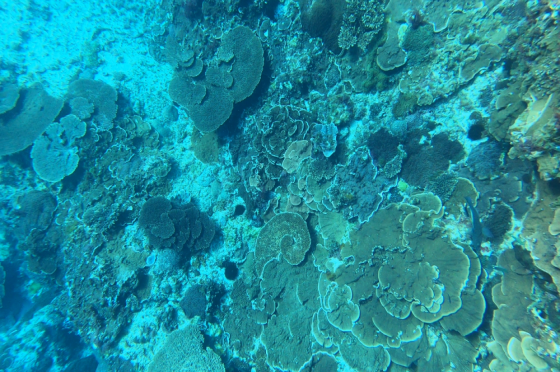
<box><xmin>1</xmin><ymin>0</ymin><xmax>560</xmax><ymax>371</ymax></box>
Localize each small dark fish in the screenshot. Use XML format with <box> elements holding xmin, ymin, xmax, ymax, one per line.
<box><xmin>465</xmin><ymin>196</ymin><xmax>483</xmax><ymax>252</ymax></box>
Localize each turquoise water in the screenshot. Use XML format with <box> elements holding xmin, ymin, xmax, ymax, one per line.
<box><xmin>0</xmin><ymin>0</ymin><xmax>559</xmax><ymax>371</ymax></box>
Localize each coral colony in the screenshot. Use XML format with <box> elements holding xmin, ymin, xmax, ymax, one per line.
<box><xmin>1</xmin><ymin>0</ymin><xmax>560</xmax><ymax>371</ymax></box>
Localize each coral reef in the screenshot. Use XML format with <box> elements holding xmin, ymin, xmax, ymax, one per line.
<box><xmin>1</xmin><ymin>0</ymin><xmax>559</xmax><ymax>371</ymax></box>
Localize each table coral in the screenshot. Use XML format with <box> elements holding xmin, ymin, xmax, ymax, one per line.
<box><xmin>31</xmin><ymin>115</ymin><xmax>87</xmax><ymax>183</ymax></box>
<box><xmin>0</xmin><ymin>83</ymin><xmax>63</xmax><ymax>156</ymax></box>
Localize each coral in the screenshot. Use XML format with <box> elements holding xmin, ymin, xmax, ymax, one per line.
<box><xmin>367</xmin><ymin>128</ymin><xmax>401</xmax><ymax>167</ymax></box>
<box><xmin>31</xmin><ymin>115</ymin><xmax>87</xmax><ymax>183</ymax></box>
<box><xmin>205</xmin><ymin>65</ymin><xmax>233</xmax><ymax>88</ymax></box>
<box><xmin>401</xmin><ymin>132</ymin><xmax>464</xmax><ymax>188</ymax></box>
<box><xmin>301</xmin><ymin>0</ymin><xmax>346</xmax><ymax>53</ymax></box>
<box><xmin>147</xmin><ymin>325</ymin><xmax>225</xmax><ymax>372</ymax></box>
<box><xmin>550</xmin><ymin>208</ymin><xmax>560</xmax><ymax>236</ymax></box>
<box><xmin>466</xmin><ymin>140</ymin><xmax>505</xmax><ymax>180</ymax></box>
<box><xmin>417</xmin><ymin>332</ymin><xmax>477</xmax><ymax>371</ymax></box>
<box><xmin>68</xmin><ymin>97</ymin><xmax>94</xmax><ymax>120</ymax></box>
<box><xmin>489</xmin><ymin>80</ymin><xmax>527</xmax><ymax>141</ymax></box>
<box><xmin>168</xmin><ymin>77</ymin><xmax>207</xmax><ymax>108</ymax></box>
<box><xmin>460</xmin><ymin>43</ymin><xmax>502</xmax><ymax>82</ymax></box>
<box><xmin>218</xmin><ymin>26</ymin><xmax>264</xmax><ymax>103</ymax></box>
<box><xmin>376</xmin><ymin>22</ymin><xmax>407</xmax><ymax>71</ymax></box>
<box><xmin>427</xmin><ymin>172</ymin><xmax>458</xmax><ymax>204</ymax></box>
<box><xmin>311</xmin><ymin>123</ymin><xmax>338</xmax><ymax>157</ymax></box>
<box><xmin>254</xmin><ymin>212</ymin><xmax>311</xmax><ymax>276</ymax></box>
<box><xmin>323</xmin><ymin>283</ymin><xmax>360</xmax><ymax>331</ymax></box>
<box><xmin>508</xmin><ymin>94</ymin><xmax>558</xmax><ymax>162</ymax></box>
<box><xmin>0</xmin><ymin>83</ymin><xmax>63</xmax><ymax>156</ymax></box>
<box><xmin>13</xmin><ymin>190</ymin><xmax>57</xmax><ymax>239</ymax></box>
<box><xmin>421</xmin><ymin>0</ymin><xmax>458</xmax><ymax>32</ymax></box>
<box><xmin>169</xmin><ymin>27</ymin><xmax>262</xmax><ymax>132</ymax></box>
<box><xmin>490</xmin><ymin>250</ymin><xmax>534</xmax><ymax>355</ymax></box>
<box><xmin>401</xmin><ymin>24</ymin><xmax>434</xmax><ymax>67</ymax></box>
<box><xmin>180</xmin><ymin>285</ymin><xmax>207</xmax><ymax>319</ymax></box>
<box><xmin>139</xmin><ymin>197</ymin><xmax>215</xmax><ymax>252</ymax></box>
<box><xmin>282</xmin><ymin>140</ymin><xmax>312</xmax><ymax>173</ymax></box>
<box><xmin>260</xmin><ymin>255</ymin><xmax>320</xmax><ymax>371</ymax></box>
<box><xmin>440</xmin><ymin>289</ymin><xmax>485</xmax><ymax>336</ymax></box>
<box><xmin>522</xmin><ymin>180</ymin><xmax>560</xmax><ymax>294</ymax></box>
<box><xmin>318</xmin><ymin>211</ymin><xmax>347</xmax><ymax>244</ymax></box>
<box><xmin>537</xmin><ymin>153</ymin><xmax>560</xmax><ymax>181</ymax></box>
<box><xmin>192</xmin><ymin>130</ymin><xmax>220</xmax><ymax>164</ymax></box>
<box><xmin>223</xmin><ymin>281</ymin><xmax>264</xmax><ymax>359</ymax></box>
<box><xmin>186</xmin><ymin>85</ymin><xmax>234</xmax><ymax>133</ymax></box>
<box><xmin>0</xmin><ymin>83</ymin><xmax>19</xmax><ymax>114</ymax></box>
<box><xmin>484</xmin><ymin>202</ymin><xmax>514</xmax><ymax>244</ymax></box>
<box><xmin>327</xmin><ymin>146</ymin><xmax>393</xmax><ymax>223</ymax></box>
<box><xmin>338</xmin><ymin>337</ymin><xmax>390</xmax><ymax>372</ymax></box>
<box><xmin>66</xmin><ymin>79</ymin><xmax>118</xmax><ymax>131</ymax></box>
<box><xmin>258</xmin><ymin>105</ymin><xmax>312</xmax><ymax>166</ymax></box>
<box><xmin>13</xmin><ymin>192</ymin><xmax>61</xmax><ymax>275</ymax></box>
<box><xmin>138</xmin><ymin>197</ymin><xmax>175</xmax><ymax>245</ymax></box>
<box><xmin>337</xmin><ymin>0</ymin><xmax>384</xmax><ymax>51</ymax></box>
<box><xmin>20</xmin><ymin>226</ymin><xmax>63</xmax><ymax>275</ymax></box>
